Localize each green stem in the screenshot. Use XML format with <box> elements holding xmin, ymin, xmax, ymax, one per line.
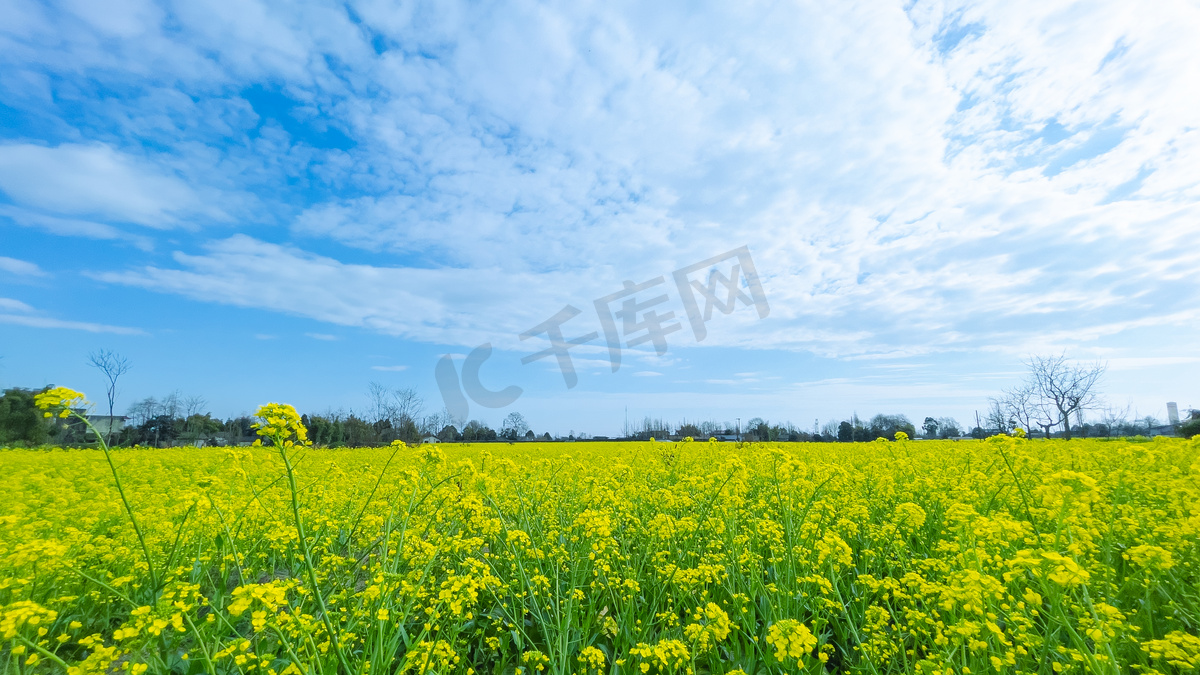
<box><xmin>280</xmin><ymin>440</ymin><xmax>353</xmax><ymax>674</ymax></box>
<box><xmin>183</xmin><ymin>614</ymin><xmax>220</xmax><ymax>675</ymax></box>
<box><xmin>74</xmin><ymin>411</ymin><xmax>159</xmax><ymax>589</ymax></box>
<box><xmin>16</xmin><ymin>636</ymin><xmax>71</xmax><ymax>670</ymax></box>
<box><xmin>995</xmin><ymin>442</ymin><xmax>1041</xmax><ymax>538</ymax></box>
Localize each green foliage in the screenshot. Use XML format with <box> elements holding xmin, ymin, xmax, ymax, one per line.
<box><xmin>0</xmin><ymin>387</ymin><xmax>52</xmax><ymax>445</ymax></box>
<box><xmin>1179</xmin><ymin>416</ymin><xmax>1200</xmax><ymax>438</ymax></box>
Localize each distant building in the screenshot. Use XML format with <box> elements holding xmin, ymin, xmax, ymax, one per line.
<box><xmin>85</xmin><ymin>415</ymin><xmax>128</xmax><ymax>438</ymax></box>
<box><xmin>1167</xmin><ymin>402</ymin><xmax>1180</xmax><ymax>425</ymax></box>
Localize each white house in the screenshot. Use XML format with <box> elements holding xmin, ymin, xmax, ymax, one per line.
<box><xmin>85</xmin><ymin>415</ymin><xmax>128</xmax><ymax>438</ymax></box>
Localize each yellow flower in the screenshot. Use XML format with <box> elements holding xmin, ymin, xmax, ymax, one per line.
<box><xmin>893</xmin><ymin>502</ymin><xmax>927</xmax><ymax>532</ymax></box>
<box><xmin>766</xmin><ymin>619</ymin><xmax>817</xmax><ymax>662</ymax></box>
<box><xmin>252</xmin><ymin>402</ymin><xmax>309</xmax><ymax>445</ymax></box>
<box><xmin>577</xmin><ymin>646</ymin><xmax>606</xmax><ymax>672</ymax></box>
<box><xmin>33</xmin><ymin>386</ymin><xmax>90</xmax><ymax>413</ymax></box>
<box><xmin>1143</xmin><ymin>631</ymin><xmax>1200</xmax><ymax>671</ymax></box>
<box><xmin>1125</xmin><ymin>545</ymin><xmax>1175</xmax><ymax>571</ymax></box>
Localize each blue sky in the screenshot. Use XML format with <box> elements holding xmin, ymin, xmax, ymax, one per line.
<box><xmin>2</xmin><ymin>0</ymin><xmax>1199</xmax><ymax>435</ymax></box>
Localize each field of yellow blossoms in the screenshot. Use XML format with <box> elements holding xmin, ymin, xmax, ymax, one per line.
<box><xmin>2</xmin><ymin>395</ymin><xmax>1199</xmax><ymax>674</ymax></box>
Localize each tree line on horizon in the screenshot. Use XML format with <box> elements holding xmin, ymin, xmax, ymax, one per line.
<box><xmin>1</xmin><ymin>351</ymin><xmax>1195</xmax><ymax>447</ymax></box>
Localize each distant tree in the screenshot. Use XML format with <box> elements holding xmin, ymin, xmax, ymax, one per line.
<box><xmin>342</xmin><ymin>415</ymin><xmax>378</xmax><ymax>446</ymax></box>
<box><xmin>88</xmin><ymin>349</ymin><xmax>131</xmax><ymax>446</ymax></box>
<box><xmin>422</xmin><ymin>410</ymin><xmax>451</xmax><ymax>438</ymax></box>
<box><xmin>223</xmin><ymin>416</ymin><xmax>257</xmax><ymax>439</ymax></box>
<box><xmin>308</xmin><ymin>414</ymin><xmax>346</xmax><ymax>447</ymax></box>
<box><xmin>1180</xmin><ymin>411</ymin><xmax>1200</xmax><ymax>437</ymax></box>
<box><xmin>992</xmin><ymin>382</ymin><xmax>1033</xmax><ymax>435</ymax></box>
<box><xmin>1030</xmin><ymin>403</ymin><xmax>1059</xmax><ymax>439</ymax></box>
<box><xmin>1026</xmin><ymin>354</ymin><xmax>1106</xmax><ymax>440</ymax></box>
<box><xmin>922</xmin><ymin>417</ymin><xmax>939</xmax><ymax>438</ymax></box>
<box><xmin>462</xmin><ymin>420</ymin><xmax>483</xmax><ymax>441</ymax></box>
<box><xmin>159</xmin><ymin>391</ymin><xmax>182</xmax><ymax>420</ymax></box>
<box><xmin>1099</xmin><ymin>405</ymin><xmax>1132</xmax><ymax>437</ymax></box>
<box><xmin>837</xmin><ymin>421</ymin><xmax>853</xmax><ymax>442</ymax></box>
<box><xmin>137</xmin><ymin>415</ymin><xmax>182</xmax><ymax>446</ymax></box>
<box><xmin>127</xmin><ymin>396</ymin><xmax>160</xmax><ymax>428</ymax></box>
<box><xmin>463</xmin><ymin>420</ymin><xmax>497</xmax><ymax>442</ymax></box>
<box><xmin>500</xmin><ymin>412</ymin><xmax>530</xmax><ymax>441</ymax></box>
<box><xmin>676</xmin><ymin>422</ymin><xmax>702</xmax><ymax>438</ymax></box>
<box><xmin>0</xmin><ymin>388</ymin><xmax>52</xmax><ymax>445</ymax></box>
<box><xmin>367</xmin><ymin>382</ymin><xmax>424</xmax><ymax>443</ymax></box>
<box><xmin>821</xmin><ymin>420</ymin><xmax>840</xmax><ymax>439</ymax></box>
<box><xmin>438</xmin><ymin>424</ymin><xmax>461</xmax><ymax>442</ymax></box>
<box><xmin>867</xmin><ymin>414</ymin><xmax>916</xmax><ymax>440</ymax></box>
<box><xmin>984</xmin><ymin>400</ymin><xmax>1011</xmax><ymax>434</ymax></box>
<box><xmin>745</xmin><ymin>417</ymin><xmax>770</xmax><ymax>441</ymax></box>
<box><xmin>938</xmin><ymin>417</ymin><xmax>964</xmax><ymax>438</ymax></box>
<box><xmin>180</xmin><ymin>396</ymin><xmax>210</xmax><ymax>436</ymax></box>
<box><xmin>184</xmin><ymin>413</ymin><xmax>222</xmax><ymax>438</ymax></box>
<box><xmin>524</xmin><ymin>429</ymin><xmax>535</xmax><ymax>440</ymax></box>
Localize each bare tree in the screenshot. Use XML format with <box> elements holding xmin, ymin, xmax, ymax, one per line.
<box><xmin>366</xmin><ymin>381</ymin><xmax>390</xmax><ymax>425</ymax></box>
<box><xmin>127</xmin><ymin>396</ymin><xmax>159</xmax><ymax>427</ymax></box>
<box><xmin>160</xmin><ymin>390</ymin><xmax>182</xmax><ymax>420</ymax></box>
<box><xmin>88</xmin><ymin>349</ymin><xmax>131</xmax><ymax>446</ymax></box>
<box><xmin>993</xmin><ymin>382</ymin><xmax>1037</xmax><ymax>435</ymax></box>
<box><xmin>500</xmin><ymin>412</ymin><xmax>529</xmax><ymax>440</ymax></box>
<box><xmin>183</xmin><ymin>395</ymin><xmax>207</xmax><ymax>419</ymax></box>
<box><xmin>1100</xmin><ymin>404</ymin><xmax>1131</xmax><ymax>436</ymax></box>
<box><xmin>984</xmin><ymin>399</ymin><xmax>1011</xmax><ymax>434</ymax></box>
<box><xmin>1026</xmin><ymin>353</ymin><xmax>1106</xmax><ymax>440</ymax></box>
<box><xmin>421</xmin><ymin>409</ymin><xmax>449</xmax><ymax>438</ymax></box>
<box><xmin>366</xmin><ymin>381</ymin><xmax>425</xmax><ymax>442</ymax></box>
<box><xmin>1030</xmin><ymin>397</ymin><xmax>1061</xmax><ymax>440</ymax></box>
<box><xmin>183</xmin><ymin>395</ymin><xmax>208</xmax><ymax>433</ymax></box>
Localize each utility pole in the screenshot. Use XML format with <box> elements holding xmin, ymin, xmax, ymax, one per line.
<box><xmin>736</xmin><ymin>417</ymin><xmax>741</xmax><ymax>443</ymax></box>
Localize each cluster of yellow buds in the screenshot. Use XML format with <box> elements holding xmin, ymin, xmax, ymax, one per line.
<box><xmin>252</xmin><ymin>402</ymin><xmax>310</xmax><ymax>447</ymax></box>
<box><xmin>33</xmin><ymin>386</ymin><xmax>89</xmax><ymax>418</ymax></box>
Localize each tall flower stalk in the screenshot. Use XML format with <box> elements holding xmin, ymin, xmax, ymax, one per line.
<box><xmin>34</xmin><ymin>387</ymin><xmax>159</xmax><ymax>590</ymax></box>
<box><xmin>252</xmin><ymin>402</ymin><xmax>352</xmax><ymax>674</ymax></box>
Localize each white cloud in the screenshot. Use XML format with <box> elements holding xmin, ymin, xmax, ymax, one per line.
<box><xmin>0</xmin><ymin>297</ymin><xmax>145</xmax><ymax>334</ymax></box>
<box><xmin>0</xmin><ymin>313</ymin><xmax>143</xmax><ymax>334</ymax></box>
<box><xmin>305</xmin><ymin>332</ymin><xmax>339</xmax><ymax>341</ymax></box>
<box><xmin>1105</xmin><ymin>356</ymin><xmax>1200</xmax><ymax>371</ymax></box>
<box><xmin>0</xmin><ymin>206</ymin><xmax>155</xmax><ymax>249</ymax></box>
<box><xmin>0</xmin><ymin>143</ymin><xmax>229</xmax><ymax>228</ymax></box>
<box><xmin>370</xmin><ymin>365</ymin><xmax>409</xmax><ymax>372</ymax></box>
<box><xmin>0</xmin><ymin>297</ymin><xmax>35</xmax><ymax>312</ymax></box>
<box><xmin>6</xmin><ymin>0</ymin><xmax>1200</xmax><ymax>371</ymax></box>
<box><xmin>0</xmin><ymin>256</ymin><xmax>46</xmax><ymax>277</ymax></box>
<box><xmin>91</xmin><ymin>234</ymin><xmax>634</xmax><ymax>348</ymax></box>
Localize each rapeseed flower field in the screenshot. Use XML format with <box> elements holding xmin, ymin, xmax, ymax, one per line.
<box><xmin>2</xmin><ymin>393</ymin><xmax>1199</xmax><ymax>674</ymax></box>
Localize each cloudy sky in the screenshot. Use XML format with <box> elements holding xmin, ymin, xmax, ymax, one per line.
<box><xmin>2</xmin><ymin>0</ymin><xmax>1198</xmax><ymax>434</ymax></box>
